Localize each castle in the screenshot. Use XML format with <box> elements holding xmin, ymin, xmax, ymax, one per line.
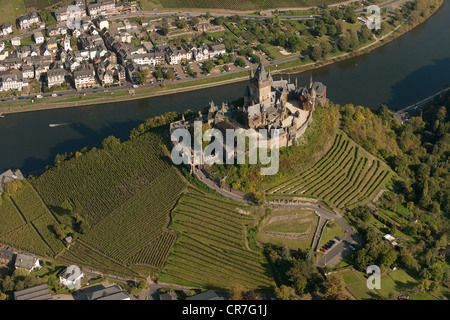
<box><xmin>169</xmin><ymin>63</ymin><xmax>327</xmax><ymax>168</ymax></box>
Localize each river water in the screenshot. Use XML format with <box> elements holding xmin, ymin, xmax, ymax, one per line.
<box><xmin>1</xmin><ymin>1</ymin><xmax>449</xmax><ymax>174</ymax></box>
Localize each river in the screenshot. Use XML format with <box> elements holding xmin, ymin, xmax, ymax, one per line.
<box><xmin>1</xmin><ymin>1</ymin><xmax>449</xmax><ymax>174</ymax></box>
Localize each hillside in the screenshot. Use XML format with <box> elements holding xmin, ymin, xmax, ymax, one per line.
<box><xmin>267</xmin><ymin>130</ymin><xmax>393</xmax><ymax>211</ymax></box>
<box><xmin>155</xmin><ymin>0</ymin><xmax>346</xmax><ymax>10</ymax></box>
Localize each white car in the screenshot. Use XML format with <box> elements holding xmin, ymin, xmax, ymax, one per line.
<box><xmin>36</xmin><ymin>95</ymin><xmax>43</xmax><ymax>98</ymax></box>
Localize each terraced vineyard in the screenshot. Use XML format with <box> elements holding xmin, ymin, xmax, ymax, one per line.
<box><xmin>159</xmin><ymin>187</ymin><xmax>274</xmax><ymax>290</ymax></box>
<box><xmin>32</xmin><ymin>132</ymin><xmax>176</xmax><ymax>227</ymax></box>
<box><xmin>267</xmin><ymin>132</ymin><xmax>392</xmax><ymax>211</ymax></box>
<box><xmin>0</xmin><ymin>182</ymin><xmax>65</xmax><ymax>258</ymax></box>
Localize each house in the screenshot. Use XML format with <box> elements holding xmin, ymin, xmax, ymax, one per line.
<box><xmin>21</xmin><ymin>65</ymin><xmax>35</xmax><ymax>79</ymax></box>
<box><xmin>0</xmin><ymin>246</ymin><xmax>15</xmax><ymax>265</ymax></box>
<box><xmin>11</xmin><ymin>37</ymin><xmax>21</xmax><ymax>47</ymax></box>
<box><xmin>1</xmin><ymin>22</ymin><xmax>13</xmax><ymax>35</ymax></box>
<box><xmin>73</xmin><ymin>64</ymin><xmax>98</xmax><ymax>90</ymax></box>
<box><xmin>34</xmin><ymin>31</ymin><xmax>45</xmax><ymax>44</ymax></box>
<box><xmin>0</xmin><ymin>72</ymin><xmax>26</xmax><ymax>92</ymax></box>
<box><xmin>59</xmin><ymin>265</ymin><xmax>84</xmax><ymax>289</ymax></box>
<box><xmin>185</xmin><ymin>290</ymin><xmax>224</xmax><ymax>300</ymax></box>
<box><xmin>96</xmin><ymin>16</ymin><xmax>109</xmax><ymax>30</ymax></box>
<box><xmin>14</xmin><ymin>284</ymin><xmax>52</xmax><ymax>300</ymax></box>
<box><xmin>87</xmin><ymin>0</ymin><xmax>115</xmax><ymax>18</ymax></box>
<box><xmin>208</xmin><ymin>43</ymin><xmax>226</xmax><ymax>59</ymax></box>
<box><xmin>17</xmin><ymin>12</ymin><xmax>41</xmax><ymax>30</ymax></box>
<box><xmin>47</xmin><ymin>68</ymin><xmax>67</xmax><ymax>88</ymax></box>
<box><xmin>383</xmin><ymin>234</ymin><xmax>398</xmax><ymax>246</ymax></box>
<box><xmin>86</xmin><ymin>284</ymin><xmax>130</xmax><ymax>300</ymax></box>
<box><xmin>159</xmin><ymin>290</ymin><xmax>178</xmax><ymax>300</ymax></box>
<box><xmin>14</xmin><ymin>253</ymin><xmax>40</xmax><ymax>272</ymax></box>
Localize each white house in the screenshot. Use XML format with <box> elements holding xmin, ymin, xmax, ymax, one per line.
<box><xmin>14</xmin><ymin>253</ymin><xmax>40</xmax><ymax>272</ymax></box>
<box><xmin>1</xmin><ymin>22</ymin><xmax>13</xmax><ymax>35</ymax></box>
<box><xmin>0</xmin><ymin>72</ymin><xmax>27</xmax><ymax>92</ymax></box>
<box><xmin>34</xmin><ymin>32</ymin><xmax>45</xmax><ymax>44</ymax></box>
<box><xmin>59</xmin><ymin>265</ymin><xmax>84</xmax><ymax>289</ymax></box>
<box><xmin>11</xmin><ymin>37</ymin><xmax>21</xmax><ymax>47</ymax></box>
<box><xmin>47</xmin><ymin>68</ymin><xmax>67</xmax><ymax>88</ymax></box>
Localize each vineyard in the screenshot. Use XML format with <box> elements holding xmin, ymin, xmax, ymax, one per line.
<box><xmin>0</xmin><ymin>181</ymin><xmax>65</xmax><ymax>258</ymax></box>
<box><xmin>159</xmin><ymin>187</ymin><xmax>275</xmax><ymax>290</ymax></box>
<box><xmin>159</xmin><ymin>0</ymin><xmax>344</xmax><ymax>10</ymax></box>
<box><xmin>266</xmin><ymin>132</ymin><xmax>392</xmax><ymax>211</ymax></box>
<box><xmin>32</xmin><ymin>132</ymin><xmax>179</xmax><ymax>227</ymax></box>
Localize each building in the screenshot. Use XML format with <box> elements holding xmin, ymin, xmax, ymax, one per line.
<box><xmin>14</xmin><ymin>253</ymin><xmax>40</xmax><ymax>272</ymax></box>
<box><xmin>59</xmin><ymin>265</ymin><xmax>84</xmax><ymax>289</ymax></box>
<box><xmin>298</xmin><ymin>75</ymin><xmax>327</xmax><ymax>111</ymax></box>
<box><xmin>208</xmin><ymin>43</ymin><xmax>226</xmax><ymax>59</ymax></box>
<box><xmin>11</xmin><ymin>37</ymin><xmax>21</xmax><ymax>47</ymax></box>
<box><xmin>47</xmin><ymin>68</ymin><xmax>67</xmax><ymax>88</ymax></box>
<box><xmin>159</xmin><ymin>290</ymin><xmax>178</xmax><ymax>300</ymax></box>
<box><xmin>185</xmin><ymin>290</ymin><xmax>224</xmax><ymax>300</ymax></box>
<box><xmin>86</xmin><ymin>284</ymin><xmax>130</xmax><ymax>300</ymax></box>
<box><xmin>33</xmin><ymin>31</ymin><xmax>45</xmax><ymax>44</ymax></box>
<box><xmin>87</xmin><ymin>0</ymin><xmax>115</xmax><ymax>18</ymax></box>
<box><xmin>0</xmin><ymin>246</ymin><xmax>15</xmax><ymax>265</ymax></box>
<box><xmin>17</xmin><ymin>12</ymin><xmax>41</xmax><ymax>30</ymax></box>
<box><xmin>1</xmin><ymin>22</ymin><xmax>13</xmax><ymax>35</ymax></box>
<box><xmin>14</xmin><ymin>284</ymin><xmax>52</xmax><ymax>300</ymax></box>
<box><xmin>73</xmin><ymin>64</ymin><xmax>98</xmax><ymax>90</ymax></box>
<box><xmin>63</xmin><ymin>34</ymin><xmax>72</xmax><ymax>51</ymax></box>
<box><xmin>0</xmin><ymin>72</ymin><xmax>27</xmax><ymax>92</ymax></box>
<box><xmin>21</xmin><ymin>65</ymin><xmax>35</xmax><ymax>79</ymax></box>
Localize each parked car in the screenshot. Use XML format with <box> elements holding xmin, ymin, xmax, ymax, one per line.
<box><xmin>335</xmin><ymin>236</ymin><xmax>342</xmax><ymax>241</ymax></box>
<box><xmin>349</xmin><ymin>245</ymin><xmax>356</xmax><ymax>251</ymax></box>
<box><xmin>320</xmin><ymin>248</ymin><xmax>326</xmax><ymax>253</ymax></box>
<box><xmin>36</xmin><ymin>94</ymin><xmax>43</xmax><ymax>98</ymax></box>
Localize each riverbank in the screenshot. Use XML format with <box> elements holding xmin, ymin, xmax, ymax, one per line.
<box><xmin>2</xmin><ymin>0</ymin><xmax>444</xmax><ymax>115</ymax></box>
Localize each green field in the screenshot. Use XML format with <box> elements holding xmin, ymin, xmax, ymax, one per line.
<box><xmin>318</xmin><ymin>220</ymin><xmax>345</xmax><ymax>248</ymax></box>
<box><xmin>341</xmin><ymin>268</ymin><xmax>420</xmax><ymax>300</ymax></box>
<box><xmin>159</xmin><ymin>187</ymin><xmax>274</xmax><ymax>290</ymax></box>
<box><xmin>267</xmin><ymin>131</ymin><xmax>392</xmax><ymax>211</ymax></box>
<box><xmin>159</xmin><ymin>0</ymin><xmax>345</xmax><ymax>10</ymax></box>
<box><xmin>0</xmin><ymin>0</ymin><xmax>26</xmax><ymax>25</ymax></box>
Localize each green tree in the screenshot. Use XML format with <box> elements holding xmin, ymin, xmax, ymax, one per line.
<box><xmin>275</xmin><ymin>285</ymin><xmax>297</xmax><ymax>300</ymax></box>
<box><xmin>228</xmin><ymin>283</ymin><xmax>245</xmax><ymax>300</ymax></box>
<box><xmin>161</xmin><ymin>22</ymin><xmax>170</xmax><ymax>36</ymax></box>
<box><xmin>310</xmin><ymin>45</ymin><xmax>322</xmax><ymax>61</ymax></box>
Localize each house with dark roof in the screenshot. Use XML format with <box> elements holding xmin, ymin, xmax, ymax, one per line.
<box><xmin>185</xmin><ymin>290</ymin><xmax>224</xmax><ymax>300</ymax></box>
<box><xmin>14</xmin><ymin>253</ymin><xmax>40</xmax><ymax>272</ymax></box>
<box><xmin>0</xmin><ymin>246</ymin><xmax>15</xmax><ymax>265</ymax></box>
<box><xmin>86</xmin><ymin>284</ymin><xmax>130</xmax><ymax>300</ymax></box>
<box><xmin>14</xmin><ymin>283</ymin><xmax>52</xmax><ymax>300</ymax></box>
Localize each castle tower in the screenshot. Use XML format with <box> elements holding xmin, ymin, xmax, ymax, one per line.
<box><xmin>248</xmin><ymin>63</ymin><xmax>271</xmax><ymax>107</ymax></box>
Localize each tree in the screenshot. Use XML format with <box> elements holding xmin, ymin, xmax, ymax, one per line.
<box><xmin>161</xmin><ymin>22</ymin><xmax>170</xmax><ymax>36</ymax></box>
<box><xmin>165</xmin><ymin>68</ymin><xmax>175</xmax><ymax>80</ymax></box>
<box><xmin>203</xmin><ymin>61</ymin><xmax>214</xmax><ymax>73</ymax></box>
<box><xmin>136</xmin><ymin>69</ymin><xmax>149</xmax><ymax>84</ymax></box>
<box><xmin>177</xmin><ymin>19</ymin><xmax>188</xmax><ymax>29</ymax></box>
<box><xmin>310</xmin><ymin>45</ymin><xmax>322</xmax><ymax>61</ymax></box>
<box><xmin>190</xmin><ymin>17</ymin><xmax>200</xmax><ymax>26</ymax></box>
<box><xmin>228</xmin><ymin>284</ymin><xmax>244</xmax><ymax>300</ymax></box>
<box><xmin>154</xmin><ymin>67</ymin><xmax>164</xmax><ymax>79</ymax></box>
<box><xmin>275</xmin><ymin>285</ymin><xmax>297</xmax><ymax>300</ymax></box>
<box><xmin>53</xmin><ymin>223</ymin><xmax>65</xmax><ymax>238</ymax></box>
<box><xmin>324</xmin><ymin>273</ymin><xmax>346</xmax><ymax>300</ymax></box>
<box><xmin>138</xmin><ymin>281</ymin><xmax>147</xmax><ymax>289</ymax></box>
<box><xmin>243</xmin><ymin>290</ymin><xmax>261</xmax><ymax>300</ymax></box>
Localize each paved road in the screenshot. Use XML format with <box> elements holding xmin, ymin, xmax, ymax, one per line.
<box><xmin>194</xmin><ymin>165</ymin><xmax>361</xmax><ymax>269</ymax></box>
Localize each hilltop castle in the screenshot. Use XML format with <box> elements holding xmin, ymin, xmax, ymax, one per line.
<box><xmin>170</xmin><ymin>63</ymin><xmax>327</xmax><ymax>168</ymax></box>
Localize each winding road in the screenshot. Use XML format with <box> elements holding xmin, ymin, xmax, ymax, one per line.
<box><xmin>194</xmin><ymin>168</ymin><xmax>360</xmax><ymax>268</ymax></box>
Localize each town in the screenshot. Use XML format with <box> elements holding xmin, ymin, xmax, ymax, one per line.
<box><xmin>0</xmin><ymin>0</ymin><xmax>239</xmax><ymax>97</ymax></box>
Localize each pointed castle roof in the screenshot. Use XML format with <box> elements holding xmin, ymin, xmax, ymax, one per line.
<box><xmin>253</xmin><ymin>63</ymin><xmax>268</xmax><ymax>82</ymax></box>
